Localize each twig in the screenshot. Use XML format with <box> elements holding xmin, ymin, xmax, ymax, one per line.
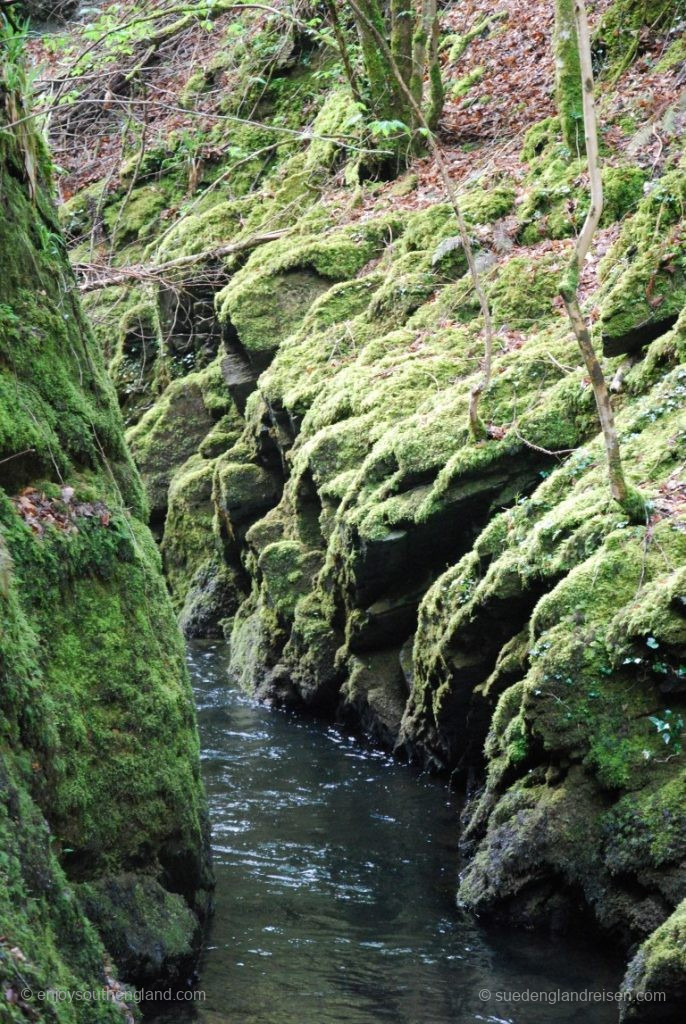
<box><xmin>546</xmin><ymin>352</ymin><xmax>575</xmax><ymax>374</ymax></box>
<box><xmin>511</xmin><ymin>426</ymin><xmax>577</xmax><ymax>457</ymax></box>
<box><xmin>0</xmin><ymin>447</ymin><xmax>36</xmax><ymax>466</ymax></box>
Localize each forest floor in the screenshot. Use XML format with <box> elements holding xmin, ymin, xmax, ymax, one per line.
<box><xmin>28</xmin><ymin>0</ymin><xmax>684</xmax><ymax>218</ymax></box>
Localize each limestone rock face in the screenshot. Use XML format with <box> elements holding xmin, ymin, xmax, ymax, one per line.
<box><xmin>620</xmin><ymin>901</ymin><xmax>686</xmax><ymax>1023</ymax></box>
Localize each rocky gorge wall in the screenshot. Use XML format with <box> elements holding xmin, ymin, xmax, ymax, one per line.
<box><xmin>48</xmin><ymin>0</ymin><xmax>686</xmax><ymax>1018</ymax></box>
<box><xmin>0</xmin><ymin>57</ymin><xmax>212</xmax><ymax>1022</ymax></box>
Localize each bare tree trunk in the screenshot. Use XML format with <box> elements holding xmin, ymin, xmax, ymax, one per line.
<box><xmin>347</xmin><ymin>0</ymin><xmax>495</xmax><ymax>441</ymax></box>
<box><xmin>426</xmin><ymin>2</ymin><xmax>445</xmax><ymax>130</ymax></box>
<box><xmin>350</xmin><ymin>0</ymin><xmax>406</xmax><ymax>122</ymax></box>
<box><xmin>410</xmin><ymin>0</ymin><xmax>435</xmax><ymax>106</ymax></box>
<box><xmin>559</xmin><ymin>0</ymin><xmax>643</xmax><ymax>520</ymax></box>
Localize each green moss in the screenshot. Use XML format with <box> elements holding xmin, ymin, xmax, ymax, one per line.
<box><xmin>162</xmin><ymin>456</ymin><xmax>219</xmax><ymax>609</ymax></box>
<box><xmin>1</xmin><ymin>503</ymin><xmax>207</xmax><ymax>877</ymax></box>
<box><xmin>216</xmin><ymin>219</ymin><xmax>397</xmax><ymax>366</ymax></box>
<box><xmin>521</xmin><ymin>117</ymin><xmax>562</xmax><ymax>162</ymax></box>
<box><xmin>77</xmin><ymin>874</ymin><xmax>199</xmax><ymax>984</ymax></box>
<box><xmin>162</xmin><ymin>454</ymin><xmax>243</xmax><ymax>635</ymax></box>
<box><xmin>109</xmin><ymin>299</ymin><xmax>163</xmax><ymax>423</ymax></box>
<box><xmin>214</xmin><ymin>458</ymin><xmax>281</xmax><ymax>534</ymax></box>
<box><xmin>596</xmin><ymin>0</ymin><xmax>678</xmax><ymax>76</ymax></box>
<box><xmin>127</xmin><ymin>359</ymin><xmax>234</xmax><ymax>517</ymax></box>
<box><xmin>103</xmin><ymin>184</ymin><xmax>168</xmax><ymax>248</ymax></box>
<box><xmin>461</xmin><ymin>185</ymin><xmax>517</xmax><ymax>223</ymax></box>
<box><xmin>154</xmin><ymin>197</ymin><xmax>249</xmax><ymax>263</ymax></box>
<box><xmin>450</xmin><ymin>66</ymin><xmax>485</xmax><ymax>99</ymax></box>
<box><xmin>0</xmin><ymin>754</ymin><xmax>123</xmax><ymax>1024</ymax></box>
<box><xmin>600</xmin><ymin>166</ymin><xmax>686</xmax><ymax>343</ymax></box>
<box><xmin>656</xmin><ymin>32</ymin><xmax>686</xmax><ymax>71</ymax></box>
<box><xmin>517</xmin><ymin>155</ymin><xmax>646</xmax><ymax>244</ymax></box>
<box><xmin>605</xmin><ymin>773</ymin><xmax>686</xmax><ymax>874</ymax></box>
<box><xmin>602</xmin><ymin>165</ymin><xmax>649</xmax><ymax>222</ymax></box>
<box><xmin>553</xmin><ymin>0</ymin><xmax>584</xmax><ymax>153</ymax></box>
<box><xmin>489</xmin><ymin>255</ymin><xmax>561</xmax><ymax>328</ymax></box>
<box><xmin>59</xmin><ymin>181</ymin><xmax>106</xmax><ymax>242</ymax></box>
<box><xmin>621</xmin><ymin>901</ymin><xmax>686</xmax><ymax>1018</ymax></box>
<box><xmin>367</xmin><ymin>253</ymin><xmax>437</xmax><ymax>325</ymax></box>
<box><xmin>0</xmin><ymin>166</ymin><xmax>143</xmax><ymax>511</ymax></box>
<box><xmin>258</xmin><ymin>540</ymin><xmax>312</xmax><ymax>620</ymax></box>
<box><xmin>0</xmin><ymin>96</ymin><xmax>209</xmax><ymax>1001</ymax></box>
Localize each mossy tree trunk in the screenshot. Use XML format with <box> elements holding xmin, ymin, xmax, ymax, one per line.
<box><xmin>554</xmin><ymin>0</ymin><xmax>584</xmax><ymax>153</ymax></box>
<box><xmin>328</xmin><ymin>0</ymin><xmax>445</xmax><ymax>142</ymax></box>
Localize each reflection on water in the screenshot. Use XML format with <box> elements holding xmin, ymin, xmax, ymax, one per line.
<box><xmin>152</xmin><ymin>641</ymin><xmax>622</xmax><ymax>1024</ymax></box>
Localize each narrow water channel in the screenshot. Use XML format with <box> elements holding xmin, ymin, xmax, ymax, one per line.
<box><xmin>164</xmin><ymin>641</ymin><xmax>623</xmax><ymax>1024</ymax></box>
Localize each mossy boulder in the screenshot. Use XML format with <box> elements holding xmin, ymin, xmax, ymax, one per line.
<box><xmin>109</xmin><ymin>300</ymin><xmax>164</xmax><ymax>424</ymax></box>
<box><xmin>78</xmin><ymin>874</ymin><xmax>201</xmax><ymax>987</ymax></box>
<box><xmin>216</xmin><ymin>220</ymin><xmax>397</xmax><ymax>370</ymax></box>
<box><xmin>620</xmin><ymin>900</ymin><xmax>686</xmax><ymax>1022</ymax></box>
<box><xmin>600</xmin><ymin>166</ymin><xmax>686</xmax><ymax>355</ymax></box>
<box><xmin>127</xmin><ymin>359</ymin><xmax>234</xmax><ymax>522</ymax></box>
<box><xmin>0</xmin><ymin>754</ymin><xmax>124</xmax><ymax>1024</ymax></box>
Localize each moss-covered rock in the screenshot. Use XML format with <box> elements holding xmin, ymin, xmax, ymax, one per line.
<box><xmin>620</xmin><ymin>900</ymin><xmax>686</xmax><ymax>1021</ymax></box>
<box><xmin>44</xmin><ymin>1</ymin><xmax>686</xmax><ymax>1008</ymax></box>
<box><xmin>162</xmin><ymin>455</ymin><xmax>242</xmax><ymax>636</ymax></box>
<box><xmin>600</xmin><ymin>165</ymin><xmax>686</xmax><ymax>354</ymax></box>
<box><xmin>77</xmin><ymin>875</ymin><xmax>200</xmax><ymax>987</ymax></box>
<box><xmin>0</xmin><ymin>753</ymin><xmax>124</xmax><ymax>1024</ymax></box>
<box><xmin>0</xmin><ymin>76</ymin><xmax>211</xmax><ymax>1013</ymax></box>
<box><xmin>127</xmin><ymin>358</ymin><xmax>235</xmax><ymax>521</ymax></box>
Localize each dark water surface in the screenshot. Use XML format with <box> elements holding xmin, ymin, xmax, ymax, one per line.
<box><xmin>164</xmin><ymin>641</ymin><xmax>623</xmax><ymax>1024</ymax></box>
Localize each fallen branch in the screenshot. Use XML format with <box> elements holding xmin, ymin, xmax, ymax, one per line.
<box><xmin>76</xmin><ymin>229</ymin><xmax>287</xmax><ymax>292</ymax></box>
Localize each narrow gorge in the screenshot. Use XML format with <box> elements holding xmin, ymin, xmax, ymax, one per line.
<box><xmin>1</xmin><ymin>0</ymin><xmax>685</xmax><ymax>1021</ymax></box>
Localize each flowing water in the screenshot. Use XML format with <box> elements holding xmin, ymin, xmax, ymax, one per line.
<box><xmin>157</xmin><ymin>641</ymin><xmax>624</xmax><ymax>1024</ymax></box>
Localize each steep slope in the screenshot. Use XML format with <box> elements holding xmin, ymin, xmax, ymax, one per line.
<box><xmin>28</xmin><ymin>0</ymin><xmax>686</xmax><ymax>1018</ymax></box>
<box><xmin>0</xmin><ymin>40</ymin><xmax>211</xmax><ymax>1023</ymax></box>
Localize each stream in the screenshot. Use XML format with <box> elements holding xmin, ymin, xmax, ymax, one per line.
<box><xmin>156</xmin><ymin>641</ymin><xmax>624</xmax><ymax>1024</ymax></box>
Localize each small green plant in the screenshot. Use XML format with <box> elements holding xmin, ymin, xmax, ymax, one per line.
<box><xmin>649</xmin><ymin>709</ymin><xmax>684</xmax><ymax>755</ymax></box>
